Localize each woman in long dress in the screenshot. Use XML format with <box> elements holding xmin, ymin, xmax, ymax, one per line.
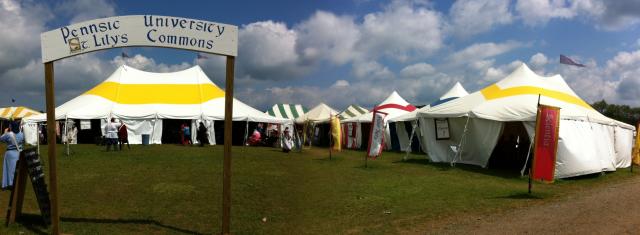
<box><xmin>1</xmin><ymin>122</ymin><xmax>24</xmax><ymax>189</ymax></box>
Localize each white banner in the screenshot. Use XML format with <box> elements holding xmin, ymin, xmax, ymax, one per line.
<box><xmin>367</xmin><ymin>111</ymin><xmax>388</xmax><ymax>158</ymax></box>
<box><xmin>80</xmin><ymin>120</ymin><xmax>91</xmax><ymax>130</ymax></box>
<box><xmin>41</xmin><ymin>15</ymin><xmax>238</xmax><ymax>63</ymax></box>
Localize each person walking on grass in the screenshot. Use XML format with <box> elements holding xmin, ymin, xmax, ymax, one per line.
<box><xmin>118</xmin><ymin>120</ymin><xmax>130</xmax><ymax>150</ymax></box>
<box><xmin>105</xmin><ymin>118</ymin><xmax>121</xmax><ymax>151</ymax></box>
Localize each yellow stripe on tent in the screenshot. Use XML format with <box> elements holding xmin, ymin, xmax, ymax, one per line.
<box><xmin>0</xmin><ymin>108</ymin><xmax>11</xmax><ymax>118</ymax></box>
<box><xmin>84</xmin><ymin>82</ymin><xmax>225</xmax><ymax>104</ymax></box>
<box><xmin>12</xmin><ymin>107</ymin><xmax>24</xmax><ymax>119</ymax></box>
<box><xmin>480</xmin><ymin>84</ymin><xmax>593</xmax><ymax>109</ymax></box>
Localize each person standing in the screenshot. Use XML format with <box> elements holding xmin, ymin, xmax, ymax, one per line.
<box><xmin>183</xmin><ymin>123</ymin><xmax>192</xmax><ymax>145</ymax></box>
<box><xmin>1</xmin><ymin>122</ymin><xmax>24</xmax><ymax>190</ymax></box>
<box><xmin>282</xmin><ymin>127</ymin><xmax>293</xmax><ymax>153</ymax></box>
<box><xmin>104</xmin><ymin>118</ymin><xmax>121</xmax><ymax>151</ymax></box>
<box><xmin>118</xmin><ymin>120</ymin><xmax>130</xmax><ymax>150</ymax></box>
<box><xmin>197</xmin><ymin>122</ymin><xmax>209</xmax><ymax>147</ymax></box>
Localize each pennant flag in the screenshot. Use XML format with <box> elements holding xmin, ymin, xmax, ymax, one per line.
<box><xmin>197</xmin><ymin>53</ymin><xmax>209</xmax><ymax>60</ymax></box>
<box><xmin>121</xmin><ymin>52</ymin><xmax>130</xmax><ymax>58</ymax></box>
<box><xmin>330</xmin><ymin>115</ymin><xmax>341</xmax><ymax>151</ymax></box>
<box><xmin>367</xmin><ymin>110</ymin><xmax>388</xmax><ymax>159</ymax></box>
<box><xmin>532</xmin><ymin>104</ymin><xmax>561</xmax><ymax>183</ymax></box>
<box><xmin>559</xmin><ymin>55</ymin><xmax>585</xmax><ymax>67</ymax></box>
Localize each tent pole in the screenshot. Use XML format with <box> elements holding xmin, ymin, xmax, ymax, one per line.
<box><xmin>37</xmin><ymin>123</ymin><xmax>40</xmax><ymax>155</ymax></box>
<box><xmin>530</xmin><ymin>94</ymin><xmax>541</xmax><ymax>194</ymax></box>
<box><xmin>243</xmin><ymin>121</ymin><xmax>248</xmax><ymax>146</ymax></box>
<box><xmin>65</xmin><ymin>117</ymin><xmax>69</xmax><ymax>156</ymax></box>
<box><xmin>329</xmin><ymin>118</ymin><xmax>332</xmax><ymax>160</ymax></box>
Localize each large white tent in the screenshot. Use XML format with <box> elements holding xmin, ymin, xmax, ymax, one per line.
<box><xmin>390</xmin><ymin>82</ymin><xmax>470</xmax><ymax>152</ymax></box>
<box><xmin>417</xmin><ymin>63</ymin><xmax>634</xmax><ymax>178</ymax></box>
<box><xmin>341</xmin><ymin>91</ymin><xmax>416</xmax><ymax>150</ymax></box>
<box><xmin>294</xmin><ymin>103</ymin><xmax>338</xmax><ymax>124</ymax></box>
<box><xmin>24</xmin><ymin>65</ymin><xmax>289</xmax><ymax>145</ymax></box>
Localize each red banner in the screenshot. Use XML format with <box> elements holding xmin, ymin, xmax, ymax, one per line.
<box><xmin>532</xmin><ymin>105</ymin><xmax>561</xmax><ymax>183</ymax></box>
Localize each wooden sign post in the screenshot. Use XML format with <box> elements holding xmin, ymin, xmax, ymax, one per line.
<box><xmin>40</xmin><ymin>15</ymin><xmax>238</xmax><ymax>235</ymax></box>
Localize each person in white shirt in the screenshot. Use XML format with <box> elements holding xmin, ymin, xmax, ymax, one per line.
<box><xmin>104</xmin><ymin>118</ymin><xmax>121</xmax><ymax>151</ymax></box>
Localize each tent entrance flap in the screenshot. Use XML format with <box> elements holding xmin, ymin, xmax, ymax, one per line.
<box><xmin>76</xmin><ymin>119</ymin><xmax>103</xmax><ymax>144</ymax></box>
<box><xmin>487</xmin><ymin>121</ymin><xmax>531</xmax><ymax>173</ymax></box>
<box><xmin>162</xmin><ymin>119</ymin><xmax>192</xmax><ymax>144</ymax></box>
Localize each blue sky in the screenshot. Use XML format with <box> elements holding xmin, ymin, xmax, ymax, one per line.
<box><xmin>2</xmin><ymin>0</ymin><xmax>640</xmax><ymax>112</ymax></box>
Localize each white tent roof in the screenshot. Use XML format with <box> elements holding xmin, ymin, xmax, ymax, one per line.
<box><xmin>25</xmin><ymin>65</ymin><xmax>289</xmax><ymax>123</ymax></box>
<box><xmin>343</xmin><ymin>91</ymin><xmax>416</xmax><ymax>123</ymax></box>
<box><xmin>418</xmin><ymin>63</ymin><xmax>633</xmax><ymax>129</ymax></box>
<box><xmin>391</xmin><ymin>82</ymin><xmax>470</xmax><ymax>122</ymax></box>
<box><xmin>294</xmin><ymin>103</ymin><xmax>338</xmax><ymax>124</ymax></box>
<box><xmin>439</xmin><ymin>82</ymin><xmax>469</xmax><ymax>101</ymax></box>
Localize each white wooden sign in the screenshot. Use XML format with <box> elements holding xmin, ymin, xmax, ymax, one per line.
<box><xmin>41</xmin><ymin>15</ymin><xmax>238</xmax><ymax>63</ymax></box>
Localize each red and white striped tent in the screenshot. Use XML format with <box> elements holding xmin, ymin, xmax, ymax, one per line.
<box><xmin>341</xmin><ymin>91</ymin><xmax>416</xmax><ymax>149</ymax></box>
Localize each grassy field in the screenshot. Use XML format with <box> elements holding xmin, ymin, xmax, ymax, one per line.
<box><xmin>0</xmin><ymin>144</ymin><xmax>636</xmax><ymax>234</ymax></box>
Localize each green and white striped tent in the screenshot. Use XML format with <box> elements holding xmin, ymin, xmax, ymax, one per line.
<box><xmin>266</xmin><ymin>104</ymin><xmax>308</xmax><ymax>120</ymax></box>
<box><xmin>339</xmin><ymin>104</ymin><xmax>368</xmax><ymax>120</ymax></box>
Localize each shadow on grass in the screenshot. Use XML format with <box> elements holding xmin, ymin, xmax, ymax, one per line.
<box><xmin>393</xmin><ymin>158</ymin><xmax>523</xmax><ymax>178</ymax></box>
<box><xmin>59</xmin><ymin>217</ymin><xmax>207</xmax><ymax>235</ymax></box>
<box><xmin>13</xmin><ymin>213</ymin><xmax>49</xmax><ymax>235</ymax></box>
<box><xmin>492</xmin><ymin>192</ymin><xmax>544</xmax><ymax>200</ymax></box>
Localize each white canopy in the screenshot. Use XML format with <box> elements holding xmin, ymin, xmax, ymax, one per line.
<box><xmin>25</xmin><ymin>65</ymin><xmax>289</xmax><ymax>123</ymax></box>
<box><xmin>295</xmin><ymin>103</ymin><xmax>338</xmax><ymax>124</ymax></box>
<box><xmin>391</xmin><ymin>82</ymin><xmax>469</xmax><ymax>122</ymax></box>
<box><xmin>417</xmin><ymin>63</ymin><xmax>634</xmax><ymax>178</ymax></box>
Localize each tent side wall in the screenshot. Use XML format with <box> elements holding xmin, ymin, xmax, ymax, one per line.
<box><xmin>420</xmin><ymin>116</ymin><xmax>629</xmax><ymax>179</ymax></box>
<box><xmin>419</xmin><ymin>117</ymin><xmax>503</xmax><ymax>166</ymax></box>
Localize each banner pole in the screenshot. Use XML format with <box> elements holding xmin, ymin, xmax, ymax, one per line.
<box><xmin>329</xmin><ymin>118</ymin><xmax>332</xmax><ymax>160</ymax></box>
<box><xmin>529</xmin><ymin>94</ymin><xmax>541</xmax><ymax>194</ymax></box>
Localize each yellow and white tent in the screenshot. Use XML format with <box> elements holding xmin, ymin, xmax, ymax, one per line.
<box><xmin>24</xmin><ymin>65</ymin><xmax>289</xmax><ymax>144</ymax></box>
<box><xmin>0</xmin><ymin>106</ymin><xmax>41</xmax><ymax>120</ymax></box>
<box><xmin>417</xmin><ymin>63</ymin><xmax>634</xmax><ymax>178</ymax></box>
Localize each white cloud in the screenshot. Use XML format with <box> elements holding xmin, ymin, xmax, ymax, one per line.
<box><xmin>515</xmin><ymin>0</ymin><xmax>604</xmax><ymax>26</ymax></box>
<box><xmin>358</xmin><ymin>1</ymin><xmax>444</xmax><ymax>61</ymax></box>
<box><xmin>0</xmin><ymin>0</ymin><xmax>52</xmax><ymax>72</ymax></box>
<box><xmin>529</xmin><ymin>52</ymin><xmax>549</xmax><ymax>67</ymax></box>
<box><xmin>236</xmin><ymin>21</ymin><xmax>313</xmax><ymax>81</ymax></box>
<box><xmin>448</xmin><ymin>41</ymin><xmax>524</xmax><ymax>65</ymax></box>
<box><xmin>331</xmin><ymin>80</ymin><xmax>350</xmax><ymax>88</ymax></box>
<box><xmin>55</xmin><ymin>0</ymin><xmax>116</xmax><ymax>24</ymax></box>
<box><xmin>295</xmin><ymin>11</ymin><xmax>360</xmax><ymax>65</ymax></box>
<box><xmin>351</xmin><ymin>60</ymin><xmax>393</xmax><ymax>80</ymax></box>
<box><xmin>449</xmin><ymin>0</ymin><xmax>513</xmax><ymax>38</ymax></box>
<box><xmin>400</xmin><ymin>63</ymin><xmax>436</xmax><ymax>78</ymax></box>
